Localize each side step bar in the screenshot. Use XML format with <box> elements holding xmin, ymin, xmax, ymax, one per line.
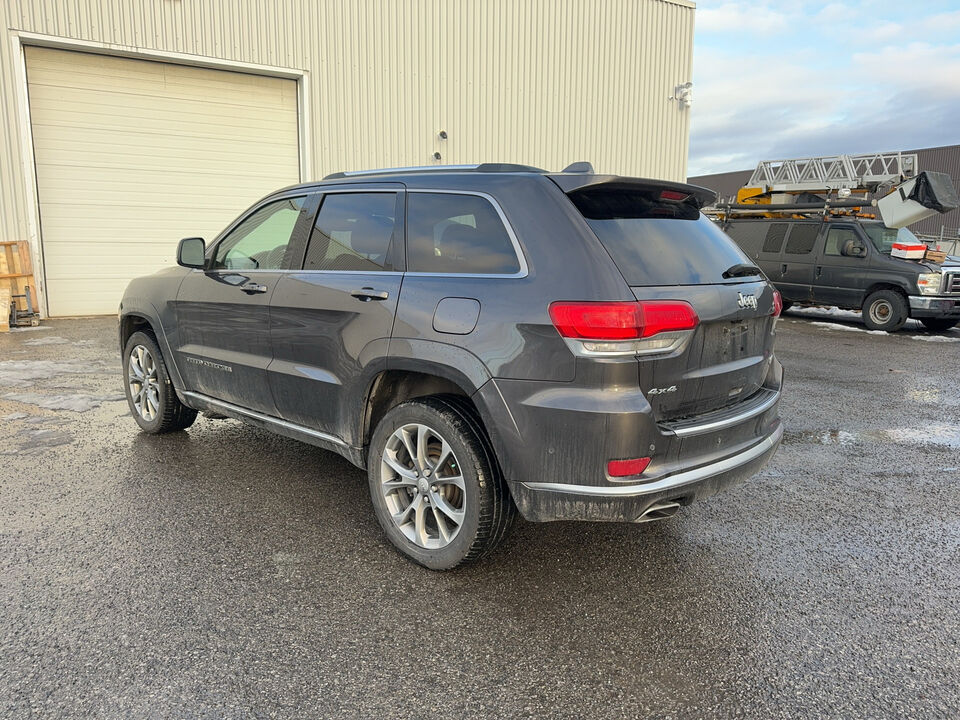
<box><xmin>179</xmin><ymin>391</ymin><xmax>364</xmax><ymax>467</ymax></box>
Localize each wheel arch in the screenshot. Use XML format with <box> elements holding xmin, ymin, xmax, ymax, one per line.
<box><xmin>861</xmin><ymin>281</ymin><xmax>910</xmax><ymax>308</ymax></box>
<box><xmin>119</xmin><ymin>300</ymin><xmax>185</xmax><ymax>389</ymax></box>
<box><xmin>359</xmin><ymin>362</ymin><xmax>479</xmax><ymax>456</ymax></box>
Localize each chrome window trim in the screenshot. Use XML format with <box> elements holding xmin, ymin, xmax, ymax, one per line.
<box><xmin>288</xmin><ymin>269</ymin><xmax>404</xmax><ymax>276</ymax></box>
<box><xmin>405</xmin><ymin>189</ymin><xmax>530</xmax><ymax>279</ymax></box>
<box><xmin>312</xmin><ymin>188</ymin><xmax>402</xmax><ymax>194</ymax></box>
<box><xmin>521</xmin><ymin>424</ymin><xmax>783</xmax><ymax>498</ymax></box>
<box><xmin>181</xmin><ymin>391</ymin><xmax>347</xmax><ymax>447</ymax></box>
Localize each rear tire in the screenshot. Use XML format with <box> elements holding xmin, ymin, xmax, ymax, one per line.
<box><xmin>123</xmin><ymin>330</ymin><xmax>197</xmax><ymax>433</ymax></box>
<box><xmin>367</xmin><ymin>395</ymin><xmax>515</xmax><ymax>570</ymax></box>
<box><xmin>862</xmin><ymin>290</ymin><xmax>908</xmax><ymax>332</ymax></box>
<box><xmin>920</xmin><ymin>318</ymin><xmax>958</xmax><ymax>332</ymax></box>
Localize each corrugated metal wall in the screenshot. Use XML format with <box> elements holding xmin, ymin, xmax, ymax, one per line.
<box><xmin>689</xmin><ymin>145</ymin><xmax>960</xmax><ymax>239</ymax></box>
<box><xmin>0</xmin><ymin>0</ymin><xmax>695</xmax><ymax>252</ymax></box>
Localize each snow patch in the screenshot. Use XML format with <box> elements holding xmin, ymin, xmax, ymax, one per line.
<box><xmin>908</xmin><ymin>335</ymin><xmax>960</xmax><ymax>343</ymax></box>
<box><xmin>809</xmin><ymin>322</ymin><xmax>887</xmax><ymax>335</ymax></box>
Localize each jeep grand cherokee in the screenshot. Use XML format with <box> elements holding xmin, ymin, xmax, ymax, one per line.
<box><xmin>119</xmin><ymin>164</ymin><xmax>783</xmax><ymax>569</ymax></box>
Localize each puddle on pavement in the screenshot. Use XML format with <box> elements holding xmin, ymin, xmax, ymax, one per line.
<box><xmin>0</xmin><ymin>359</ymin><xmax>107</xmax><ymax>387</ymax></box>
<box><xmin>908</xmin><ymin>388</ymin><xmax>943</xmax><ymax>405</ymax></box>
<box><xmin>2</xmin><ymin>391</ymin><xmax>125</xmax><ymax>412</ymax></box>
<box><xmin>882</xmin><ymin>424</ymin><xmax>960</xmax><ymax>450</ymax></box>
<box><xmin>22</xmin><ymin>336</ymin><xmax>70</xmax><ymax>346</ymax></box>
<box><xmin>784</xmin><ymin>429</ymin><xmax>858</xmax><ymax>446</ymax></box>
<box><xmin>786</xmin><ymin>424</ymin><xmax>960</xmax><ymax>450</ymax></box>
<box><xmin>0</xmin><ymin>426</ymin><xmax>74</xmax><ymax>455</ymax></box>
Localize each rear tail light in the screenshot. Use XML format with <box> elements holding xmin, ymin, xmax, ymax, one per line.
<box><xmin>549</xmin><ymin>300</ymin><xmax>699</xmax><ymax>357</ymax></box>
<box><xmin>607</xmin><ymin>457</ymin><xmax>651</xmax><ymax>477</ymax></box>
<box><xmin>549</xmin><ymin>301</ymin><xmax>698</xmax><ymax>339</ymax></box>
<box><xmin>772</xmin><ymin>290</ymin><xmax>783</xmax><ymax>318</ymax></box>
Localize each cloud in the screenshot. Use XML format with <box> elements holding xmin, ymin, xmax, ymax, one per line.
<box><xmin>696</xmin><ymin>3</ymin><xmax>789</xmax><ymax>34</ymax></box>
<box><xmin>688</xmin><ymin>3</ymin><xmax>960</xmax><ymax>175</ymax></box>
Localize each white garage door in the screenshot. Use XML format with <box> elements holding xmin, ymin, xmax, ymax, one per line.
<box><xmin>25</xmin><ymin>47</ymin><xmax>300</xmax><ymax>316</ymax></box>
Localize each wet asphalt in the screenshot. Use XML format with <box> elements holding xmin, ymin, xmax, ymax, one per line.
<box><xmin>1</xmin><ymin>313</ymin><xmax>958</xmax><ymax>719</ymax></box>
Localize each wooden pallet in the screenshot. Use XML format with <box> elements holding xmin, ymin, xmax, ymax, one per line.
<box><xmin>0</xmin><ymin>241</ymin><xmax>37</xmax><ymax>332</ymax></box>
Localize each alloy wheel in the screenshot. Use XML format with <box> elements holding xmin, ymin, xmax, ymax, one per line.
<box><xmin>380</xmin><ymin>423</ymin><xmax>466</xmax><ymax>549</ymax></box>
<box><xmin>128</xmin><ymin>344</ymin><xmax>160</xmax><ymax>422</ymax></box>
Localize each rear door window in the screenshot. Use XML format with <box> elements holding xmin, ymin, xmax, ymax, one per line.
<box><xmin>762</xmin><ymin>223</ymin><xmax>788</xmax><ymax>253</ymax></box>
<box><xmin>406</xmin><ymin>192</ymin><xmax>522</xmax><ymax>275</ymax></box>
<box><xmin>302</xmin><ymin>192</ymin><xmax>400</xmax><ymax>271</ymax></box>
<box><xmin>567</xmin><ymin>187</ymin><xmax>752</xmax><ymax>285</ymax></box>
<box><xmin>784</xmin><ymin>225</ymin><xmax>819</xmax><ymax>255</ymax></box>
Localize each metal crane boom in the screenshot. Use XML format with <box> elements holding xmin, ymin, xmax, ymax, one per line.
<box><xmin>748</xmin><ymin>152</ymin><xmax>918</xmax><ymax>193</ymax></box>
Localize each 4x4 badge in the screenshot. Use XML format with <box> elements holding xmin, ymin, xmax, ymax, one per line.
<box><xmin>737</xmin><ymin>292</ymin><xmax>758</xmax><ymax>310</ymax></box>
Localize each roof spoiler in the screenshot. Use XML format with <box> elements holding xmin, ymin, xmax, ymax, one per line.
<box><xmin>548</xmin><ymin>174</ymin><xmax>718</xmax><ymax>209</ymax></box>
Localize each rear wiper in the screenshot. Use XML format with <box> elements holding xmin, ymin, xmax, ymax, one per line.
<box><xmin>722</xmin><ymin>263</ymin><xmax>763</xmax><ymax>279</ymax></box>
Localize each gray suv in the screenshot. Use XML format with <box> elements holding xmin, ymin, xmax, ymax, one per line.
<box><xmin>119</xmin><ymin>164</ymin><xmax>784</xmax><ymax>569</ymax></box>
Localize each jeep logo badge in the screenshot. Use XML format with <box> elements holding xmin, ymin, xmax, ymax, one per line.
<box><xmin>737</xmin><ymin>292</ymin><xmax>758</xmax><ymax>310</ymax></box>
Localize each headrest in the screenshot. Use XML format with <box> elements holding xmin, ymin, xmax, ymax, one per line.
<box><xmin>348</xmin><ymin>214</ymin><xmax>394</xmax><ymax>255</ymax></box>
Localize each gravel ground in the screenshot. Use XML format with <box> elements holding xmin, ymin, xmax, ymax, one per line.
<box><xmin>1</xmin><ymin>311</ymin><xmax>958</xmax><ymax>719</ymax></box>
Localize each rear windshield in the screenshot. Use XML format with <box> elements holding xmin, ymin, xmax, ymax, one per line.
<box><xmin>568</xmin><ymin>188</ymin><xmax>753</xmax><ymax>286</ymax></box>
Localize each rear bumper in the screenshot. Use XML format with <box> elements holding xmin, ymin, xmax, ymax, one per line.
<box><xmin>908</xmin><ymin>295</ymin><xmax>960</xmax><ymax>318</ymax></box>
<box><xmin>511</xmin><ymin>422</ymin><xmax>782</xmax><ymax>522</ymax></box>
<box><xmin>475</xmin><ymin>360</ymin><xmax>784</xmax><ymax>523</ymax></box>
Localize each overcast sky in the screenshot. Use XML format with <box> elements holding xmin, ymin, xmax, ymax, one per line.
<box><xmin>688</xmin><ymin>1</ymin><xmax>960</xmax><ymax>177</ymax></box>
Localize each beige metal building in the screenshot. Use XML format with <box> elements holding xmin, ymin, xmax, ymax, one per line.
<box><xmin>0</xmin><ymin>0</ymin><xmax>696</xmax><ymax>317</ymax></box>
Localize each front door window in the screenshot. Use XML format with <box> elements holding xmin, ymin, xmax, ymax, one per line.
<box><xmin>212</xmin><ymin>196</ymin><xmax>306</xmax><ymax>270</ymax></box>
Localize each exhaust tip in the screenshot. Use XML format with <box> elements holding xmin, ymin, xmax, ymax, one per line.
<box><xmin>635</xmin><ymin>500</ymin><xmax>681</xmax><ymax>523</ymax></box>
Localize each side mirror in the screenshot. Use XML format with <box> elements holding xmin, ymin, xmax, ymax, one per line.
<box><xmin>842</xmin><ymin>240</ymin><xmax>867</xmax><ymax>258</ymax></box>
<box><xmin>177</xmin><ymin>237</ymin><xmax>206</xmax><ymax>269</ymax></box>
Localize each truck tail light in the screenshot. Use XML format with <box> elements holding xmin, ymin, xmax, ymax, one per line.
<box><xmin>607</xmin><ymin>457</ymin><xmax>651</xmax><ymax>477</ymax></box>
<box><xmin>549</xmin><ymin>301</ymin><xmax>699</xmax><ymax>358</ymax></box>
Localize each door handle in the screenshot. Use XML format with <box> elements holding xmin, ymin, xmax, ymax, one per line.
<box><xmin>241</xmin><ymin>281</ymin><xmax>268</xmax><ymax>294</ymax></box>
<box><xmin>815</xmin><ymin>266</ymin><xmax>823</xmax><ymax>278</ymax></box>
<box><xmin>351</xmin><ymin>287</ymin><xmax>389</xmax><ymax>302</ymax></box>
<box><xmin>780</xmin><ymin>264</ymin><xmax>788</xmax><ymax>275</ymax></box>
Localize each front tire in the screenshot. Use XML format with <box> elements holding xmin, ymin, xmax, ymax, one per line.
<box><xmin>920</xmin><ymin>318</ymin><xmax>958</xmax><ymax>332</ymax></box>
<box><xmin>367</xmin><ymin>395</ymin><xmax>515</xmax><ymax>570</ymax></box>
<box><xmin>862</xmin><ymin>290</ymin><xmax>908</xmax><ymax>332</ymax></box>
<box><xmin>123</xmin><ymin>330</ymin><xmax>197</xmax><ymax>433</ymax></box>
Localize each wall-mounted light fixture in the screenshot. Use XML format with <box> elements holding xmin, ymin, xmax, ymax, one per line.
<box><xmin>438</xmin><ymin>130</ymin><xmax>448</xmax><ymax>140</ymax></box>
<box><xmin>670</xmin><ymin>82</ymin><xmax>692</xmax><ymax>109</ymax></box>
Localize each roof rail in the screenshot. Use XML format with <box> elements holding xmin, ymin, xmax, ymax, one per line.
<box><xmin>322</xmin><ymin>163</ymin><xmax>546</xmax><ymax>180</ymax></box>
